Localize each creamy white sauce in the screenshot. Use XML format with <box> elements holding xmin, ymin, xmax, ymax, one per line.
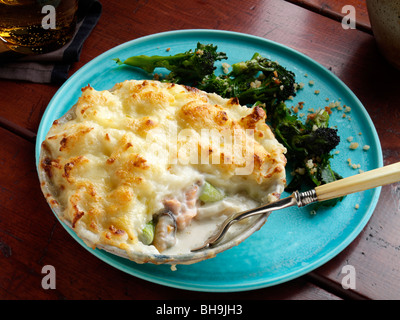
<box><xmin>157</xmin><ymin>189</ymin><xmax>260</xmax><ymax>254</ymax></box>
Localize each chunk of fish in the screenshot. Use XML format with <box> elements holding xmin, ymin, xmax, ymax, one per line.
<box><xmin>163</xmin><ymin>184</ymin><xmax>200</xmax><ymax>231</ymax></box>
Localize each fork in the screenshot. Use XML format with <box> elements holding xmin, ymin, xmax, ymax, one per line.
<box><xmin>192</xmin><ymin>161</ymin><xmax>400</xmax><ymax>252</ymax></box>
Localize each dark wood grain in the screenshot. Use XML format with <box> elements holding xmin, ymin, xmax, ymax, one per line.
<box><xmin>0</xmin><ymin>0</ymin><xmax>399</xmax><ymax>300</ymax></box>
<box><xmin>286</xmin><ymin>0</ymin><xmax>371</xmax><ymax>31</ymax></box>
<box><xmin>312</xmin><ymin>183</ymin><xmax>400</xmax><ymax>300</ymax></box>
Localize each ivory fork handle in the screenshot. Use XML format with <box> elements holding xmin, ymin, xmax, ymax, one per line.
<box><xmin>315</xmin><ymin>162</ymin><xmax>400</xmax><ymax>202</ymax></box>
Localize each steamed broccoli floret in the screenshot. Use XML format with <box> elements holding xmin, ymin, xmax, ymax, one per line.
<box><xmin>295</xmin><ymin>108</ymin><xmax>340</xmax><ymax>156</ymax></box>
<box><xmin>292</xmin><ymin>127</ymin><xmax>340</xmax><ymax>157</ymax></box>
<box><xmin>230</xmin><ymin>53</ymin><xmax>297</xmax><ymax>104</ymax></box>
<box><xmin>305</xmin><ymin>108</ymin><xmax>330</xmax><ymax>128</ymax></box>
<box><xmin>114</xmin><ymin>43</ymin><xmax>227</xmax><ymax>84</ymax></box>
<box><xmin>197</xmin><ymin>74</ymin><xmax>233</xmax><ymax>98</ymax></box>
<box><xmin>198</xmin><ymin>52</ymin><xmax>297</xmax><ymax>106</ymax></box>
<box><xmin>262</xmin><ymin>102</ymin><xmax>342</xmax><ymax>201</ymax></box>
<box><xmin>268</xmin><ymin>106</ymin><xmax>340</xmax><ymax>159</ymax></box>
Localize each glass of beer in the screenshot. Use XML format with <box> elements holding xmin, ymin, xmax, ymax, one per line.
<box><xmin>0</xmin><ymin>0</ymin><xmax>78</xmax><ymax>55</ymax></box>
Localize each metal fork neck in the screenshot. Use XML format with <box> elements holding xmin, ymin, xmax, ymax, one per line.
<box><xmin>294</xmin><ymin>189</ymin><xmax>318</xmax><ymax>207</ymax></box>
<box><xmin>191</xmin><ymin>188</ymin><xmax>319</xmax><ymax>251</ymax></box>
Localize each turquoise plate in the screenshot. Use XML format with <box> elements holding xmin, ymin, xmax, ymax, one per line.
<box><xmin>35</xmin><ymin>29</ymin><xmax>382</xmax><ymax>292</ymax></box>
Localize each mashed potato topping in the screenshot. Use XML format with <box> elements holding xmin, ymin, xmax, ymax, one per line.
<box><xmin>38</xmin><ymin>80</ymin><xmax>286</xmax><ymax>259</ymax></box>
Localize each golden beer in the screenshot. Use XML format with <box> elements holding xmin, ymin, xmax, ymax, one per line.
<box><xmin>0</xmin><ymin>0</ymin><xmax>78</xmax><ymax>55</ymax></box>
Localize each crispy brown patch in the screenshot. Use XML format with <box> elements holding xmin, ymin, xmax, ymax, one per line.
<box><xmin>227</xmin><ymin>97</ymin><xmax>240</xmax><ymax>105</ymax></box>
<box><xmin>81</xmin><ymin>84</ymin><xmax>92</xmax><ymax>92</ymax></box>
<box><xmin>41</xmin><ymin>157</ymin><xmax>61</xmax><ymax>178</ymax></box>
<box><xmin>130</xmin><ymin>154</ymin><xmax>149</xmax><ymax>169</ymax></box>
<box><xmin>215</xmin><ymin>110</ymin><xmax>229</xmax><ymax>125</ymax></box>
<box><xmin>109</xmin><ymin>225</ymin><xmax>126</xmax><ymax>236</ymax></box>
<box><xmin>239</xmin><ymin>106</ymin><xmax>266</xmax><ymax>129</ymax></box>
<box><xmin>62</xmin><ymin>156</ymin><xmax>88</xmax><ymax>180</ymax></box>
<box><xmin>41</xmin><ymin>157</ymin><xmax>53</xmax><ymax>178</ymax></box>
<box><xmin>59</xmin><ymin>127</ymin><xmax>93</xmax><ymax>152</ymax></box>
<box><xmin>183</xmin><ymin>85</ymin><xmax>202</xmax><ymax>94</ymax></box>
<box><xmin>106</xmin><ymin>158</ymin><xmax>116</xmax><ymax>164</ymax></box>
<box><xmin>72</xmin><ymin>211</ymin><xmax>84</xmax><ymax>228</ymax></box>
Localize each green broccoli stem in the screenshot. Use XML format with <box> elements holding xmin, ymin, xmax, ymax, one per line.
<box><xmin>114</xmin><ymin>43</ymin><xmax>227</xmax><ymax>84</ymax></box>
<box><xmin>114</xmin><ymin>53</ymin><xmax>192</xmax><ymax>73</ymax></box>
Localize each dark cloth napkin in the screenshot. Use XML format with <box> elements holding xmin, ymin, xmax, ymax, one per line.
<box><xmin>0</xmin><ymin>0</ymin><xmax>102</xmax><ymax>84</ymax></box>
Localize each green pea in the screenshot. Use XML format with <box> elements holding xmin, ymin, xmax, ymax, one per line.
<box><xmin>140</xmin><ymin>221</ymin><xmax>155</xmax><ymax>245</ymax></box>
<box><xmin>199</xmin><ymin>181</ymin><xmax>224</xmax><ymax>202</ymax></box>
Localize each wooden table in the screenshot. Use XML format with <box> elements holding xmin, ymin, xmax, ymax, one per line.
<box><xmin>1</xmin><ymin>0</ymin><xmax>399</xmax><ymax>301</ymax></box>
